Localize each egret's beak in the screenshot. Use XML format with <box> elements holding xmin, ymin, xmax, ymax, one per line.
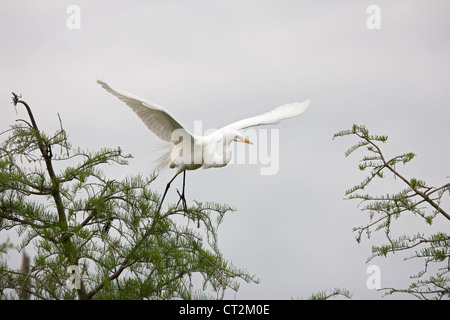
<box><xmin>239</xmin><ymin>136</ymin><xmax>253</xmax><ymax>145</ymax></box>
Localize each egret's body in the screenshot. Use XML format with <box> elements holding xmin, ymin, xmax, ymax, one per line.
<box><xmin>97</xmin><ymin>80</ymin><xmax>310</xmax><ymax>210</ymax></box>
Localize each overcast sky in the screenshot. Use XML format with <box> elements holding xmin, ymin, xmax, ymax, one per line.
<box><xmin>1</xmin><ymin>1</ymin><xmax>450</xmax><ymax>299</ymax></box>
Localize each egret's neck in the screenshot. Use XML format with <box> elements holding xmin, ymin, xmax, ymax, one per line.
<box><xmin>213</xmin><ymin>139</ymin><xmax>233</xmax><ymax>167</ymax></box>
<box><xmin>222</xmin><ymin>140</ymin><xmax>233</xmax><ymax>166</ymax></box>
<box><xmin>203</xmin><ymin>135</ymin><xmax>234</xmax><ymax>168</ymax></box>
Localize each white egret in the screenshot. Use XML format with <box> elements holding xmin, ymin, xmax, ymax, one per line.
<box><xmin>97</xmin><ymin>80</ymin><xmax>310</xmax><ymax>210</ymax></box>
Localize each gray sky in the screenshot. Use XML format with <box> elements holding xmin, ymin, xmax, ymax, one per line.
<box><xmin>1</xmin><ymin>1</ymin><xmax>450</xmax><ymax>299</ymax></box>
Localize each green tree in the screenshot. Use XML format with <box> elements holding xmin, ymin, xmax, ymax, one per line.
<box><xmin>0</xmin><ymin>93</ymin><xmax>258</xmax><ymax>300</ymax></box>
<box><xmin>305</xmin><ymin>288</ymin><xmax>352</xmax><ymax>300</ymax></box>
<box><xmin>334</xmin><ymin>124</ymin><xmax>450</xmax><ymax>299</ymax></box>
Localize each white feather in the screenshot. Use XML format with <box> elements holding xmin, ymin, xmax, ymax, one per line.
<box><xmin>97</xmin><ymin>80</ymin><xmax>310</xmax><ymax>172</ymax></box>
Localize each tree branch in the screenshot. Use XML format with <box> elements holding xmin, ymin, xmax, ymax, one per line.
<box><xmin>355</xmin><ymin>131</ymin><xmax>450</xmax><ymax>222</ymax></box>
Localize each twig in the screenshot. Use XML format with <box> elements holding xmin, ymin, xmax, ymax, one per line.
<box><xmin>356</xmin><ymin>131</ymin><xmax>450</xmax><ymax>222</ymax></box>
<box><xmin>200</xmin><ymin>255</ymin><xmax>226</xmax><ymax>300</ymax></box>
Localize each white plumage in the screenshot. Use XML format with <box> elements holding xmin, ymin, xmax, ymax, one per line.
<box><xmin>97</xmin><ymin>80</ymin><xmax>310</xmax><ymax>174</ymax></box>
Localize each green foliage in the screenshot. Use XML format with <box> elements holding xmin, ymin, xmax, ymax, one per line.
<box><xmin>306</xmin><ymin>288</ymin><xmax>353</xmax><ymax>300</ymax></box>
<box><xmin>335</xmin><ymin>124</ymin><xmax>450</xmax><ymax>299</ymax></box>
<box><xmin>0</xmin><ymin>94</ymin><xmax>258</xmax><ymax>300</ymax></box>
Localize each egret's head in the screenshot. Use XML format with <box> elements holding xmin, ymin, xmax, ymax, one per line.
<box><xmin>236</xmin><ymin>135</ymin><xmax>253</xmax><ymax>144</ymax></box>
<box><xmin>233</xmin><ymin>130</ymin><xmax>253</xmax><ymax>145</ymax></box>
<box><xmin>221</xmin><ymin>129</ymin><xmax>253</xmax><ymax>145</ymax></box>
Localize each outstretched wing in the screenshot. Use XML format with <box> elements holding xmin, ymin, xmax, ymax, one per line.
<box><xmin>97</xmin><ymin>80</ymin><xmax>191</xmax><ymax>143</ymax></box>
<box><xmin>218</xmin><ymin>100</ymin><xmax>311</xmax><ymax>132</ymax></box>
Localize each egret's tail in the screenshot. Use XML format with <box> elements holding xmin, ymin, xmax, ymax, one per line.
<box><xmin>152</xmin><ymin>142</ymin><xmax>173</xmax><ymax>172</ymax></box>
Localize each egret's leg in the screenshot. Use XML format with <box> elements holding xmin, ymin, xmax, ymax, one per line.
<box><xmin>181</xmin><ymin>170</ymin><xmax>187</xmax><ymax>212</ymax></box>
<box><xmin>158</xmin><ymin>171</ymin><xmax>180</xmax><ymax>213</ymax></box>
<box><xmin>176</xmin><ymin>170</ymin><xmax>187</xmax><ymax>212</ymax></box>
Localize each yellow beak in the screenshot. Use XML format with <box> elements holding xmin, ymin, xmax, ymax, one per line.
<box><xmin>239</xmin><ymin>136</ymin><xmax>253</xmax><ymax>144</ymax></box>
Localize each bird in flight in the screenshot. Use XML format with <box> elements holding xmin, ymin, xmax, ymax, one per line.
<box><xmin>97</xmin><ymin>80</ymin><xmax>310</xmax><ymax>211</ymax></box>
